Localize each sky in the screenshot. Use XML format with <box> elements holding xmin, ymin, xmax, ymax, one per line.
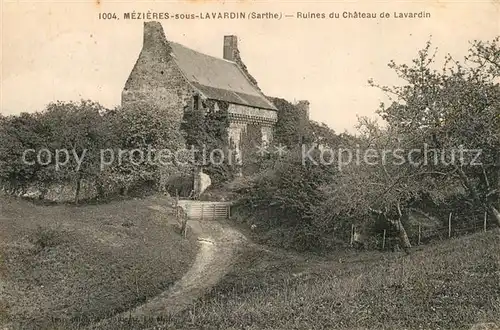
<box><xmin>1</xmin><ymin>0</ymin><xmax>499</xmax><ymax>133</ymax></box>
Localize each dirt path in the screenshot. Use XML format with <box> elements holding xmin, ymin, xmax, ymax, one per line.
<box><xmin>124</xmin><ymin>221</ymin><xmax>247</xmax><ymax>318</ymax></box>
<box><xmin>89</xmin><ymin>214</ymin><xmax>247</xmax><ymax>330</ymax></box>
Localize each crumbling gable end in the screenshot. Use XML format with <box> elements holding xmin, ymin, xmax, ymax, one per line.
<box><xmin>122</xmin><ymin>21</ymin><xmax>192</xmax><ymax>125</ymax></box>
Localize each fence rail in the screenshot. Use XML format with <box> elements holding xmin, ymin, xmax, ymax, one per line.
<box><xmin>352</xmin><ymin>211</ymin><xmax>496</xmax><ymax>250</ymax></box>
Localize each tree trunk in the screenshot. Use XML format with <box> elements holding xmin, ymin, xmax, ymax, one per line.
<box><xmin>387</xmin><ymin>216</ymin><xmax>412</xmax><ymax>252</ymax></box>
<box><xmin>456</xmin><ymin>165</ymin><xmax>481</xmax><ymax>201</ymax></box>
<box><xmin>394</xmin><ymin>217</ymin><xmax>412</xmax><ymax>252</ymax></box>
<box><xmin>370</xmin><ymin>206</ymin><xmax>412</xmax><ymax>252</ymax></box>
<box><xmin>496</xmin><ymin>151</ymin><xmax>500</xmax><ymax>221</ymax></box>
<box><xmin>96</xmin><ymin>178</ymin><xmax>105</xmax><ymax>200</ymax></box>
<box><xmin>456</xmin><ymin>165</ymin><xmax>500</xmax><ymax>227</ymax></box>
<box><xmin>393</xmin><ymin>203</ymin><xmax>412</xmax><ymax>253</ymax></box>
<box><xmin>489</xmin><ymin>205</ymin><xmax>500</xmax><ymax>227</ymax></box>
<box><xmin>74</xmin><ymin>178</ymin><xmax>81</xmax><ymax>204</ymax></box>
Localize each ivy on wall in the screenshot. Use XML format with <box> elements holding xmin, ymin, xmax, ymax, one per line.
<box><xmin>181</xmin><ymin>98</ymin><xmax>237</xmax><ymax>184</ymax></box>
<box><xmin>268</xmin><ymin>97</ymin><xmax>310</xmax><ymax>148</ymax></box>
<box><xmin>239</xmin><ymin>123</ymin><xmax>264</xmax><ymax>175</ymax></box>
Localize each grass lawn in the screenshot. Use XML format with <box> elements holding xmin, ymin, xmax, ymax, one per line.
<box><xmin>2</xmin><ymin>194</ymin><xmax>499</xmax><ymax>330</ymax></box>
<box><xmin>0</xmin><ymin>195</ymin><xmax>197</xmax><ymax>329</ymax></box>
<box><xmin>153</xmin><ymin>230</ymin><xmax>500</xmax><ymax>330</ymax></box>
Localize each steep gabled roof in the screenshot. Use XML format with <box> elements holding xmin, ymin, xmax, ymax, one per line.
<box><xmin>169</xmin><ymin>42</ymin><xmax>277</xmax><ymax>111</ymax></box>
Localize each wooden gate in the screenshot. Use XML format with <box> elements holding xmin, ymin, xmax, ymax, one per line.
<box><xmin>176</xmin><ymin>200</ymin><xmax>232</xmax><ymax>221</ymax></box>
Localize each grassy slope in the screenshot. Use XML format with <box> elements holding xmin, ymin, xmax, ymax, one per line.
<box><xmin>0</xmin><ymin>196</ymin><xmax>197</xmax><ymax>329</ymax></box>
<box><xmin>155</xmin><ymin>230</ymin><xmax>500</xmax><ymax>330</ymax></box>
<box><xmin>2</xmin><ymin>195</ymin><xmax>499</xmax><ymax>330</ymax></box>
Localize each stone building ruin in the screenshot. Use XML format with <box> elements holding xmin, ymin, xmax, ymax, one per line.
<box><xmin>122</xmin><ymin>21</ymin><xmax>279</xmax><ymax>169</ymax></box>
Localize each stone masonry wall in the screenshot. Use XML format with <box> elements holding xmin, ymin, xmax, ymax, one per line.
<box><xmin>228</xmin><ymin>104</ymin><xmax>277</xmax><ymax>122</ymax></box>
<box><xmin>122</xmin><ymin>22</ymin><xmax>195</xmax><ymax>188</ymax></box>
<box><xmin>122</xmin><ymin>22</ymin><xmax>193</xmax><ymax>126</ymax></box>
<box><xmin>227</xmin><ymin>104</ymin><xmax>277</xmax><ymax>170</ymax></box>
<box><xmin>122</xmin><ymin>22</ymin><xmax>278</xmax><ymax>181</ymax></box>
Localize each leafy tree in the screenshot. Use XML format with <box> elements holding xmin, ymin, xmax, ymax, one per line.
<box><xmin>38</xmin><ymin>100</ymin><xmax>110</xmax><ymax>203</ymax></box>
<box><xmin>313</xmin><ymin>117</ymin><xmax>458</xmax><ymax>252</ymax></box>
<box><xmin>0</xmin><ymin>100</ymin><xmax>112</xmax><ymax>202</ymax></box>
<box><xmin>309</xmin><ymin>121</ymin><xmax>346</xmax><ymax>147</ymax></box>
<box><xmin>108</xmin><ymin>101</ymin><xmax>185</xmax><ymax>195</ymax></box>
<box><xmin>370</xmin><ymin>38</ymin><xmax>500</xmax><ymax>226</ymax></box>
<box><xmin>0</xmin><ymin>112</ymin><xmax>45</xmax><ymax>194</ymax></box>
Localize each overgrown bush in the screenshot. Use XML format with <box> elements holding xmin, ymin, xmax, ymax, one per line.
<box><xmin>234</xmin><ymin>146</ymin><xmax>337</xmax><ymax>251</ymax></box>
<box><xmin>0</xmin><ymin>100</ymin><xmax>188</xmax><ymax>202</ymax></box>
<box><xmin>164</xmin><ymin>172</ymin><xmax>194</xmax><ymax>198</ymax></box>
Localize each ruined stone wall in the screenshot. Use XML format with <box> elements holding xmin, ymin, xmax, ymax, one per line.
<box><xmin>269</xmin><ymin>97</ymin><xmax>310</xmax><ymax>147</ymax></box>
<box><xmin>122</xmin><ymin>22</ymin><xmax>193</xmax><ymax>126</ymax></box>
<box><xmin>261</xmin><ymin>126</ymin><xmax>273</xmax><ymax>145</ymax></box>
<box><xmin>122</xmin><ymin>22</ymin><xmax>196</xmax><ymax>187</ymax></box>
<box><xmin>122</xmin><ymin>22</ymin><xmax>278</xmax><ymax>180</ymax></box>
<box><xmin>227</xmin><ymin>104</ymin><xmax>277</xmax><ymax>168</ymax></box>
<box><xmin>228</xmin><ymin>122</ymin><xmax>246</xmax><ymax>166</ymax></box>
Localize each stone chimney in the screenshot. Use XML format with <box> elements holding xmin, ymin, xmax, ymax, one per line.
<box><xmin>223</xmin><ymin>35</ymin><xmax>238</xmax><ymax>61</ymax></box>
<box><xmin>122</xmin><ymin>21</ymin><xmax>172</xmax><ymax>109</ymax></box>
<box><xmin>143</xmin><ymin>21</ymin><xmax>169</xmax><ymax>53</ymax></box>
